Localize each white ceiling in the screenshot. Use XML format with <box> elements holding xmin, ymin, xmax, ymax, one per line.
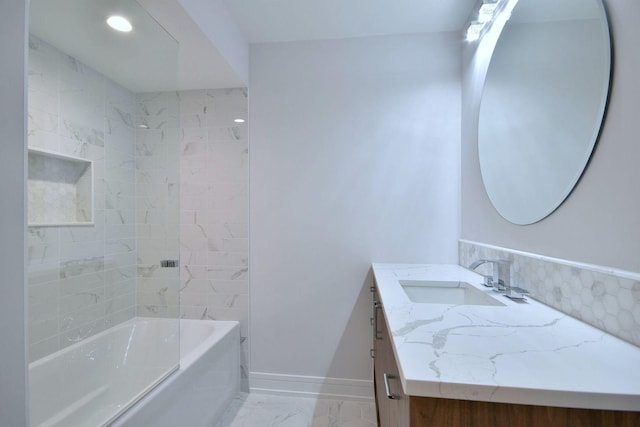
<box><xmin>30</xmin><ymin>0</ymin><xmax>178</xmax><ymax>93</ymax></box>
<box><xmin>29</xmin><ymin>0</ymin><xmax>481</xmax><ymax>92</ymax></box>
<box><xmin>29</xmin><ymin>0</ymin><xmax>245</xmax><ymax>93</ymax></box>
<box><xmin>223</xmin><ymin>0</ymin><xmax>478</xmax><ymax>43</ymax></box>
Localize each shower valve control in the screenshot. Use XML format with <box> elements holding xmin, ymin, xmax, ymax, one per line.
<box><xmin>160</xmin><ymin>260</ymin><xmax>179</xmax><ymax>268</ymax></box>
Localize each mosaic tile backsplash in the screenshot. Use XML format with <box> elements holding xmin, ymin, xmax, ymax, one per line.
<box><xmin>459</xmin><ymin>240</ymin><xmax>640</xmax><ymax>347</ymax></box>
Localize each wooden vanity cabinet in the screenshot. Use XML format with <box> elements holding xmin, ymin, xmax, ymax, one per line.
<box><xmin>372</xmin><ymin>282</ymin><xmax>640</xmax><ymax>427</ymax></box>
<box><xmin>372</xmin><ymin>285</ymin><xmax>408</xmax><ymax>427</ymax></box>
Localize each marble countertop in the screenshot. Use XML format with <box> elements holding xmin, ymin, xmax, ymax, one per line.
<box><xmin>372</xmin><ymin>263</ymin><xmax>640</xmax><ymax>411</ymax></box>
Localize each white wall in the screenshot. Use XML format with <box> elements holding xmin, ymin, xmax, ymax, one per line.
<box><xmin>0</xmin><ymin>0</ymin><xmax>29</xmax><ymax>425</ymax></box>
<box><xmin>461</xmin><ymin>0</ymin><xmax>640</xmax><ymax>273</ymax></box>
<box><xmin>249</xmin><ymin>33</ymin><xmax>461</xmax><ymax>391</ymax></box>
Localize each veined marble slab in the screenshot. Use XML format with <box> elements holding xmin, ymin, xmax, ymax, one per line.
<box><xmin>372</xmin><ymin>263</ymin><xmax>640</xmax><ymax>411</ymax></box>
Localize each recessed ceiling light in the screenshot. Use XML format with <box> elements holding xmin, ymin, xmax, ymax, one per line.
<box><xmin>106</xmin><ymin>16</ymin><xmax>133</xmax><ymax>33</ymax></box>
<box><xmin>234</xmin><ymin>119</ymin><xmax>245</xmax><ymax>123</ymax></box>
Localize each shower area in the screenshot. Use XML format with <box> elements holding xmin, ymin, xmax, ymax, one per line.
<box><xmin>26</xmin><ymin>0</ymin><xmax>248</xmax><ymax>425</ymax></box>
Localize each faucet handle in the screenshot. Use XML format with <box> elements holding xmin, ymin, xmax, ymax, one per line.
<box><xmin>468</xmin><ymin>259</ymin><xmax>504</xmax><ymax>288</ymax></box>
<box><xmin>480</xmin><ymin>275</ymin><xmax>494</xmax><ymax>288</ymax></box>
<box><xmin>495</xmin><ymin>259</ymin><xmax>512</xmax><ymax>290</ymax></box>
<box><xmin>505</xmin><ymin>286</ymin><xmax>529</xmax><ymax>301</ymax></box>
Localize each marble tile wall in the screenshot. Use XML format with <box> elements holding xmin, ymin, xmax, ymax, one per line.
<box><xmin>134</xmin><ymin>92</ymin><xmax>181</xmax><ymax>318</ymax></box>
<box><xmin>28</xmin><ymin>40</ymin><xmax>247</xmax><ymax>370</ymax></box>
<box><xmin>27</xmin><ymin>36</ymin><xmax>137</xmax><ymax>361</ymax></box>
<box><xmin>459</xmin><ymin>240</ymin><xmax>640</xmax><ymax>347</ymax></box>
<box><xmin>177</xmin><ymin>88</ymin><xmax>249</xmax><ymax>387</ymax></box>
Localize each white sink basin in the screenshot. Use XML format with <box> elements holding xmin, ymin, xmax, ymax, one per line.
<box><xmin>399</xmin><ymin>280</ymin><xmax>505</xmax><ymax>306</ymax></box>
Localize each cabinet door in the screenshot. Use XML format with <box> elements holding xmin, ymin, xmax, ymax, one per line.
<box><xmin>373</xmin><ymin>287</ymin><xmax>390</xmax><ymax>426</ymax></box>
<box><xmin>373</xmin><ymin>284</ymin><xmax>409</xmax><ymax>427</ymax></box>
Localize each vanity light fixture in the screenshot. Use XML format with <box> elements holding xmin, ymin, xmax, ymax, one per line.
<box><xmin>465</xmin><ymin>0</ymin><xmax>508</xmax><ymax>42</ymax></box>
<box><xmin>106</xmin><ymin>15</ymin><xmax>133</xmax><ymax>33</ymax></box>
<box><xmin>234</xmin><ymin>119</ymin><xmax>245</xmax><ymax>123</ymax></box>
<box><xmin>466</xmin><ymin>21</ymin><xmax>485</xmax><ymax>42</ymax></box>
<box><xmin>478</xmin><ymin>0</ymin><xmax>500</xmax><ymax>23</ymax></box>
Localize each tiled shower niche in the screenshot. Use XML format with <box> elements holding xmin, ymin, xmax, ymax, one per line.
<box><xmin>28</xmin><ymin>148</ymin><xmax>93</xmax><ymax>226</ymax></box>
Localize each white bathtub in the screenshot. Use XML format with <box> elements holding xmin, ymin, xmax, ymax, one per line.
<box><xmin>29</xmin><ymin>317</ymin><xmax>240</xmax><ymax>427</ymax></box>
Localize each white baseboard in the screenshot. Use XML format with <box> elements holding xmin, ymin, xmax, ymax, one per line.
<box><xmin>249</xmin><ymin>372</ymin><xmax>374</xmax><ymax>401</ymax></box>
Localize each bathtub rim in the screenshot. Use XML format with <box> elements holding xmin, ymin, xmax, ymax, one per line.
<box><xmin>29</xmin><ymin>317</ymin><xmax>240</xmax><ymax>427</ymax></box>
<box><xmin>28</xmin><ymin>317</ymin><xmax>241</xmax><ymax>370</ymax></box>
<box><xmin>106</xmin><ymin>318</ymin><xmax>240</xmax><ymax>426</ymax></box>
<box><xmin>110</xmin><ymin>318</ymin><xmax>241</xmax><ymax>427</ymax></box>
<box><xmin>28</xmin><ymin>316</ymin><xmax>180</xmax><ymax>369</ymax></box>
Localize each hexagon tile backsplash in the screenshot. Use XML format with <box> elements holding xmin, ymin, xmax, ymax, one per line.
<box><xmin>459</xmin><ymin>240</ymin><xmax>640</xmax><ymax>347</ymax></box>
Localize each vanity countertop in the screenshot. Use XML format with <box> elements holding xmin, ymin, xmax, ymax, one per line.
<box><xmin>372</xmin><ymin>263</ymin><xmax>640</xmax><ymax>411</ymax></box>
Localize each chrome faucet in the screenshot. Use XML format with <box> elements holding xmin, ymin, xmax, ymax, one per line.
<box><xmin>468</xmin><ymin>259</ymin><xmax>528</xmax><ymax>300</ymax></box>
<box><xmin>467</xmin><ymin>259</ymin><xmax>501</xmax><ymax>288</ymax></box>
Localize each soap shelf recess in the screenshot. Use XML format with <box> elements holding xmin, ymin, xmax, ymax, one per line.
<box><xmin>28</xmin><ymin>147</ymin><xmax>94</xmax><ymax>227</ymax></box>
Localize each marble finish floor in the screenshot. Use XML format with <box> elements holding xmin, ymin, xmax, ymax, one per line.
<box><xmin>216</xmin><ymin>393</ymin><xmax>377</xmax><ymax>427</ymax></box>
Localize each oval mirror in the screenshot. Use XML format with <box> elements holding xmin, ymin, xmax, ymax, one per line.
<box><xmin>478</xmin><ymin>0</ymin><xmax>611</xmax><ymax>225</ymax></box>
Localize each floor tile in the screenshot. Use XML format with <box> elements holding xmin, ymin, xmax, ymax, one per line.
<box><xmin>216</xmin><ymin>393</ymin><xmax>377</xmax><ymax>427</ymax></box>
